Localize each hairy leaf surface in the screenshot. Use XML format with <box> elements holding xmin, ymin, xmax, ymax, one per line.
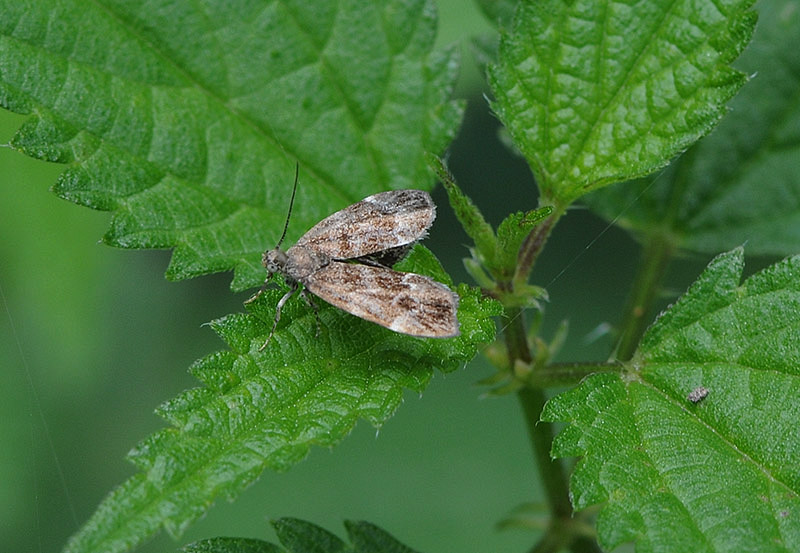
<box><xmin>62</xmin><ymin>247</ymin><xmax>500</xmax><ymax>553</ymax></box>
<box><xmin>489</xmin><ymin>0</ymin><xmax>756</xmax><ymax>206</ymax></box>
<box><xmin>0</xmin><ymin>0</ymin><xmax>462</xmax><ymax>289</ymax></box>
<box><xmin>0</xmin><ymin>1</ymin><xmax>483</xmax><ymax>552</ymax></box>
<box><xmin>585</xmin><ymin>0</ymin><xmax>800</xmax><ymax>256</ymax></box>
<box><xmin>543</xmin><ymin>248</ymin><xmax>800</xmax><ymax>552</ymax></box>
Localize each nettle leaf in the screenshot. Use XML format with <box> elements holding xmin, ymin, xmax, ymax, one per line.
<box><xmin>63</xmin><ymin>248</ymin><xmax>501</xmax><ymax>553</ymax></box>
<box><xmin>0</xmin><ymin>1</ymin><xmax>489</xmax><ymax>552</ymax></box>
<box><xmin>543</xmin><ymin>248</ymin><xmax>800</xmax><ymax>552</ymax></box>
<box><xmin>431</xmin><ymin>154</ymin><xmax>552</xmax><ymax>286</ymax></box>
<box><xmin>182</xmin><ymin>518</ymin><xmax>422</xmax><ymax>553</ymax></box>
<box><xmin>494</xmin><ymin>207</ymin><xmax>551</xmax><ymax>280</ymax></box>
<box><xmin>475</xmin><ymin>0</ymin><xmax>517</xmax><ymax>29</ymax></box>
<box><xmin>585</xmin><ymin>0</ymin><xmax>800</xmax><ymax>256</ymax></box>
<box><xmin>488</xmin><ymin>0</ymin><xmax>756</xmax><ymax>207</ymax></box>
<box><xmin>276</xmin><ymin>518</ymin><xmax>422</xmax><ymax>553</ymax></box>
<box><xmin>0</xmin><ymin>0</ymin><xmax>462</xmax><ymax>290</ymax></box>
<box><xmin>181</xmin><ymin>537</ymin><xmax>280</xmax><ymax>553</ymax></box>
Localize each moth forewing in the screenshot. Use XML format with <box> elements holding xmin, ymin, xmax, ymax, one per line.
<box><xmin>292</xmin><ymin>189</ymin><xmax>436</xmax><ymax>260</ymax></box>
<box><xmin>304</xmin><ymin>262</ymin><xmax>459</xmax><ymax>337</ymax></box>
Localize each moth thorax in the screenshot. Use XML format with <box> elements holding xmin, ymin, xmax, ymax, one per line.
<box><xmin>263</xmin><ymin>247</ymin><xmax>288</xmax><ymax>274</ymax></box>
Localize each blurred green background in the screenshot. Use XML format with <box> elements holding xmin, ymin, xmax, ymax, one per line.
<box><xmin>0</xmin><ymin>2</ymin><xmax>717</xmax><ymax>552</ymax></box>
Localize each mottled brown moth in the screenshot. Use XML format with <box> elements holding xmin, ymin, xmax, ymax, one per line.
<box><xmin>249</xmin><ymin>166</ymin><xmax>460</xmax><ymax>350</ymax></box>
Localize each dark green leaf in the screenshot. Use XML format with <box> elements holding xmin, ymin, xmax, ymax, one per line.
<box><xmin>61</xmin><ymin>247</ymin><xmax>500</xmax><ymax>553</ymax></box>
<box><xmin>272</xmin><ymin>518</ymin><xmax>346</xmax><ymax>553</ymax></box>
<box><xmin>494</xmin><ymin>207</ymin><xmax>551</xmax><ymax>280</ymax></box>
<box><xmin>179</xmin><ymin>519</ymin><xmax>423</xmax><ymax>553</ymax></box>
<box><xmin>431</xmin><ymin>154</ymin><xmax>551</xmax><ymax>288</ymax></box>
<box><xmin>584</xmin><ymin>0</ymin><xmax>800</xmax><ymax>256</ymax></box>
<box><xmin>429</xmin><ymin>154</ymin><xmax>497</xmax><ymax>259</ymax></box>
<box><xmin>543</xmin><ymin>248</ymin><xmax>800</xmax><ymax>552</ymax></box>
<box><xmin>488</xmin><ymin>0</ymin><xmax>756</xmax><ymax>207</ymax></box>
<box><xmin>345</xmin><ymin>520</ymin><xmax>420</xmax><ymax>553</ymax></box>
<box><xmin>181</xmin><ymin>537</ymin><xmax>282</xmax><ymax>553</ymax></box>
<box><xmin>0</xmin><ymin>0</ymin><xmax>463</xmax><ymax>290</ymax></box>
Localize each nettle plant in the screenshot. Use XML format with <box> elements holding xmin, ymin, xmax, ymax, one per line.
<box><xmin>2</xmin><ymin>0</ymin><xmax>799</xmax><ymax>552</ymax></box>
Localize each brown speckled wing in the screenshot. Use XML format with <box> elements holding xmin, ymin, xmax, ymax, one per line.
<box><xmin>291</xmin><ymin>190</ymin><xmax>435</xmax><ymax>260</ymax></box>
<box><xmin>303</xmin><ymin>261</ymin><xmax>459</xmax><ymax>338</ymax></box>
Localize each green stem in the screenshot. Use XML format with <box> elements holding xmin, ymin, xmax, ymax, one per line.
<box><xmin>532</xmin><ymin>362</ymin><xmax>622</xmax><ymax>388</ymax></box>
<box><xmin>513</xmin><ymin>209</ymin><xmax>561</xmax><ymax>286</ymax></box>
<box><xmin>504</xmin><ymin>307</ymin><xmax>532</xmax><ymax>364</ymax></box>
<box><xmin>519</xmin><ymin>382</ymin><xmax>604</xmax><ymax>552</ymax></box>
<box><xmin>504</xmin><ymin>308</ymin><xmax>572</xmax><ymax>523</ymax></box>
<box><xmin>503</xmin><ymin>207</ymin><xmax>605</xmax><ymax>551</ymax></box>
<box><xmin>517</xmin><ymin>387</ymin><xmax>572</xmax><ymax>518</ymax></box>
<box><xmin>615</xmin><ymin>232</ymin><xmax>675</xmax><ymax>361</ymax></box>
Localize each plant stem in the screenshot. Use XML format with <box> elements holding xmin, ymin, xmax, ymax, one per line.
<box><xmin>615</xmin><ymin>232</ymin><xmax>675</xmax><ymax>361</ymax></box>
<box><xmin>504</xmin><ymin>207</ymin><xmax>605</xmax><ymax>551</ymax></box>
<box><xmin>532</xmin><ymin>362</ymin><xmax>622</xmax><ymax>388</ymax></box>
<box><xmin>504</xmin><ymin>308</ymin><xmax>572</xmax><ymax>527</ymax></box>
<box><xmin>519</xmin><ymin>383</ymin><xmax>604</xmax><ymax>552</ymax></box>
<box><xmin>517</xmin><ymin>386</ymin><xmax>572</xmax><ymax>518</ymax></box>
<box><xmin>514</xmin><ymin>209</ymin><xmax>560</xmax><ymax>286</ymax></box>
<box><xmin>504</xmin><ymin>307</ymin><xmax>532</xmax><ymax>364</ymax></box>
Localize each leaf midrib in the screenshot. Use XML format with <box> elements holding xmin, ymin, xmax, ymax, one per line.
<box><xmin>87</xmin><ymin>0</ymin><xmax>372</xmax><ymax>205</ymax></box>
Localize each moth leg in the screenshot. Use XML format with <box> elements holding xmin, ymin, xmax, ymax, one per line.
<box><xmin>245</xmin><ymin>278</ymin><xmax>272</xmax><ymax>304</ymax></box>
<box><xmin>259</xmin><ymin>281</ymin><xmax>298</xmax><ymax>351</ymax></box>
<box><xmin>300</xmin><ymin>288</ymin><xmax>322</xmax><ymax>338</ymax></box>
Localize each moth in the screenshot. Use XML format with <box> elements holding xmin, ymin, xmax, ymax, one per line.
<box><xmin>249</xmin><ymin>165</ymin><xmax>460</xmax><ymax>350</ymax></box>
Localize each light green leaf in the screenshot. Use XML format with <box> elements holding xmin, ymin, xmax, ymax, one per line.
<box><xmin>62</xmin><ymin>248</ymin><xmax>501</xmax><ymax>553</ymax></box>
<box><xmin>543</xmin><ymin>248</ymin><xmax>800</xmax><ymax>552</ymax></box>
<box><xmin>488</xmin><ymin>0</ymin><xmax>756</xmax><ymax>207</ymax></box>
<box><xmin>0</xmin><ymin>0</ymin><xmax>462</xmax><ymax>290</ymax></box>
<box><xmin>584</xmin><ymin>0</ymin><xmax>800</xmax><ymax>256</ymax></box>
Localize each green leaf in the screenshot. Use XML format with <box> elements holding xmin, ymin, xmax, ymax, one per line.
<box><xmin>181</xmin><ymin>537</ymin><xmax>281</xmax><ymax>553</ymax></box>
<box><xmin>584</xmin><ymin>0</ymin><xmax>800</xmax><ymax>256</ymax></box>
<box><xmin>62</xmin><ymin>246</ymin><xmax>500</xmax><ymax>553</ymax></box>
<box><xmin>344</xmin><ymin>520</ymin><xmax>420</xmax><ymax>553</ymax></box>
<box><xmin>179</xmin><ymin>518</ymin><xmax>422</xmax><ymax>553</ymax></box>
<box><xmin>543</xmin><ymin>248</ymin><xmax>800</xmax><ymax>552</ymax></box>
<box><xmin>0</xmin><ymin>0</ymin><xmax>463</xmax><ymax>291</ymax></box>
<box><xmin>494</xmin><ymin>207</ymin><xmax>551</xmax><ymax>282</ymax></box>
<box><xmin>488</xmin><ymin>0</ymin><xmax>756</xmax><ymax>207</ymax></box>
<box><xmin>430</xmin><ymin>154</ymin><xmax>551</xmax><ymax>292</ymax></box>
<box><xmin>273</xmin><ymin>518</ymin><xmax>347</xmax><ymax>552</ymax></box>
<box><xmin>429</xmin><ymin>154</ymin><xmax>497</xmax><ymax>261</ymax></box>
<box><xmin>475</xmin><ymin>0</ymin><xmax>517</xmax><ymax>29</ymax></box>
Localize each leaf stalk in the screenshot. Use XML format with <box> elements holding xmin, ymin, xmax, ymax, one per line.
<box><xmin>513</xmin><ymin>209</ymin><xmax>560</xmax><ymax>287</ymax></box>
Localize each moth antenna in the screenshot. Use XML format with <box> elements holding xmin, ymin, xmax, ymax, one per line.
<box><xmin>276</xmin><ymin>162</ymin><xmax>299</xmax><ymax>248</ymax></box>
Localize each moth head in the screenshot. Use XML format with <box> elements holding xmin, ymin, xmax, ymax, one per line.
<box><xmin>263</xmin><ymin>247</ymin><xmax>288</xmax><ymax>275</ymax></box>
